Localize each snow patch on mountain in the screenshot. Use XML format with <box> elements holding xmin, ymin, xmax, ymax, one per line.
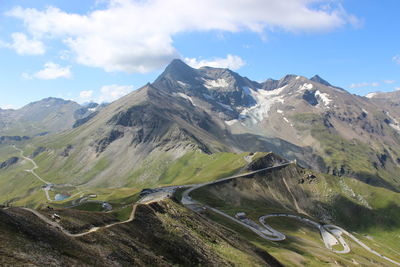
<box><xmin>239</xmin><ymin>86</ymin><xmax>286</xmax><ymax>124</ymax></box>
<box><xmin>283</xmin><ymin>117</ymin><xmax>294</xmax><ymax>127</ymax></box>
<box><xmin>225</xmin><ymin>119</ymin><xmax>238</xmax><ymax>126</ymax></box>
<box><xmin>175</xmin><ymin>93</ymin><xmax>196</xmax><ymax>106</ymax></box>
<box><xmin>177</xmin><ymin>81</ymin><xmax>189</xmax><ymax>88</ymax></box>
<box><xmin>385</xmin><ymin>111</ymin><xmax>400</xmax><ymax>132</ymax></box>
<box><xmin>204</xmin><ymin>78</ymin><xmax>229</xmax><ymax>89</ymax></box>
<box><xmin>366</xmin><ymin>92</ymin><xmax>378</xmax><ymax>98</ymax></box>
<box><xmin>315</xmin><ymin>90</ymin><xmax>332</xmax><ymax>106</ymax></box>
<box><xmin>277</xmin><ymin>109</ymin><xmax>283</xmax><ymax>114</ymax></box>
<box><xmin>299</xmin><ymin>83</ymin><xmax>313</xmax><ymax>91</ymax></box>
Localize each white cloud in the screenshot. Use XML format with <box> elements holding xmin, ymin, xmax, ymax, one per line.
<box><xmin>396</xmin><ymin>87</ymin><xmax>400</xmax><ymax>91</ymax></box>
<box><xmin>393</xmin><ymin>55</ymin><xmax>400</xmax><ymax>64</ymax></box>
<box><xmin>98</xmin><ymin>84</ymin><xmax>132</xmax><ymax>103</ymax></box>
<box><xmin>79</xmin><ymin>90</ymin><xmax>94</xmax><ymax>100</ymax></box>
<box><xmin>384</xmin><ymin>80</ymin><xmax>395</xmax><ymax>84</ymax></box>
<box><xmin>185</xmin><ymin>54</ymin><xmax>245</xmax><ymax>70</ymax></box>
<box><xmin>350</xmin><ymin>82</ymin><xmax>379</xmax><ymax>89</ymax></box>
<box><xmin>1</xmin><ymin>32</ymin><xmax>45</xmax><ymax>55</ymax></box>
<box><xmin>23</xmin><ymin>62</ymin><xmax>72</xmax><ymax>80</ymax></box>
<box><xmin>7</xmin><ymin>1</ymin><xmax>357</xmax><ymax>73</ymax></box>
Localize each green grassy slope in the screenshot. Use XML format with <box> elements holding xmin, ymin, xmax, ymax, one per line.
<box><xmin>292</xmin><ymin>113</ymin><xmax>400</xmax><ymax>190</ymax></box>
<box><xmin>190</xmin><ymin>164</ymin><xmax>400</xmax><ymax>266</ymax></box>
<box><xmin>0</xmin><ymin>141</ymin><xmax>253</xmax><ymax>207</ymax></box>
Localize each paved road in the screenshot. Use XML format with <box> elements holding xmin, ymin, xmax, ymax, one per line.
<box><xmin>205</xmin><ymin>205</ymin><xmax>285</xmax><ymax>241</ymax></box>
<box><xmin>324</xmin><ymin>224</ymin><xmax>400</xmax><ymax>266</ymax></box>
<box><xmin>179</xmin><ymin>162</ymin><xmax>400</xmax><ymax>265</ymax></box>
<box><xmin>180</xmin><ymin>162</ymin><xmax>292</xmax><ymax>242</ymax></box>
<box><xmin>181</xmin><ymin>162</ymin><xmax>291</xmax><ymax>205</ymax></box>
<box><xmin>259</xmin><ymin>214</ymin><xmax>349</xmax><ymax>252</ymax></box>
<box><xmin>8</xmin><ymin>150</ymin><xmax>400</xmax><ymax>265</ymax></box>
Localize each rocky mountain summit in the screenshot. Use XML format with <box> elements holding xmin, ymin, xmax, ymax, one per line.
<box><xmin>148</xmin><ymin>60</ymin><xmax>400</xmax><ymax>191</ymax></box>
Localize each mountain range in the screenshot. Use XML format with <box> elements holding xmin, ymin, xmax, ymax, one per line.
<box><xmin>4</xmin><ymin>59</ymin><xmax>400</xmax><ymax>191</ymax></box>
<box><xmin>1</xmin><ymin>59</ymin><xmax>400</xmax><ymax>266</ymax></box>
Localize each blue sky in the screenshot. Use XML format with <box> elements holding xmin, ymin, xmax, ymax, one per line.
<box><xmin>0</xmin><ymin>0</ymin><xmax>399</xmax><ymax>109</ymax></box>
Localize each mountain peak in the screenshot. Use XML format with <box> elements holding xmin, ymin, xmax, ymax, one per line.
<box><xmin>154</xmin><ymin>59</ymin><xmax>197</xmax><ymax>84</ymax></box>
<box><xmin>310</xmin><ymin>75</ymin><xmax>331</xmax><ymax>86</ymax></box>
<box><xmin>165</xmin><ymin>58</ymin><xmax>193</xmax><ymax>72</ymax></box>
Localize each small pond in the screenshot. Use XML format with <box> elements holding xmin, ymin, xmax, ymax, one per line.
<box><xmin>55</xmin><ymin>194</ymin><xmax>70</xmax><ymax>201</ymax></box>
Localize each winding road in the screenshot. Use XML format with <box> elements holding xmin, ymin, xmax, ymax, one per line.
<box><xmin>180</xmin><ymin>162</ymin><xmax>400</xmax><ymax>266</ymax></box>
<box><xmin>13</xmin><ymin>145</ymin><xmax>88</xmax><ymax>204</ymax></box>
<box><xmin>13</xmin><ymin>145</ymin><xmax>57</xmax><ymax>202</ymax></box>
<box><xmin>13</xmin><ymin>145</ymin><xmax>51</xmax><ymax>185</ymax></box>
<box><xmin>259</xmin><ymin>214</ymin><xmax>350</xmax><ymax>253</ymax></box>
<box><xmin>324</xmin><ymin>224</ymin><xmax>400</xmax><ymax>266</ymax></box>
<box><xmin>6</xmin><ymin>149</ymin><xmax>400</xmax><ymax>265</ymax></box>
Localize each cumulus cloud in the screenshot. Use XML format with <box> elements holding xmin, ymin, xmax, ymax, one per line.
<box><xmin>1</xmin><ymin>32</ymin><xmax>45</xmax><ymax>55</ymax></box>
<box><xmin>98</xmin><ymin>84</ymin><xmax>132</xmax><ymax>103</ymax></box>
<box><xmin>79</xmin><ymin>90</ymin><xmax>94</xmax><ymax>100</ymax></box>
<box><xmin>185</xmin><ymin>54</ymin><xmax>245</xmax><ymax>70</ymax></box>
<box><xmin>350</xmin><ymin>82</ymin><xmax>379</xmax><ymax>89</ymax></box>
<box><xmin>393</xmin><ymin>55</ymin><xmax>400</xmax><ymax>65</ymax></box>
<box><xmin>23</xmin><ymin>62</ymin><xmax>72</xmax><ymax>79</ymax></box>
<box><xmin>7</xmin><ymin>0</ymin><xmax>357</xmax><ymax>73</ymax></box>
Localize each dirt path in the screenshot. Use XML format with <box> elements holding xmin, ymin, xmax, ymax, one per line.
<box><xmin>21</xmin><ymin>204</ymin><xmax>137</xmax><ymax>237</ymax></box>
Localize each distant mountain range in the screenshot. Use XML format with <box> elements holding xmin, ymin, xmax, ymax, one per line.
<box><xmin>0</xmin><ymin>98</ymin><xmax>105</xmax><ymax>137</ymax></box>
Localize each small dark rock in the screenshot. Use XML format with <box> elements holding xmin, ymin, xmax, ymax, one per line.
<box><xmin>0</xmin><ymin>157</ymin><xmax>19</xmax><ymax>169</ymax></box>
<box><xmin>302</xmin><ymin>90</ymin><xmax>318</xmax><ymax>106</ymax></box>
<box><xmin>60</xmin><ymin>145</ymin><xmax>73</xmax><ymax>157</ymax></box>
<box><xmin>30</xmin><ymin>147</ymin><xmax>46</xmax><ymax>158</ymax></box>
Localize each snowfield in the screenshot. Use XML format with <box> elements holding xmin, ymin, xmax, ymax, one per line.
<box><xmin>204</xmin><ymin>78</ymin><xmax>229</xmax><ymax>89</ymax></box>
<box><xmin>175</xmin><ymin>93</ymin><xmax>196</xmax><ymax>106</ymax></box>
<box><xmin>299</xmin><ymin>83</ymin><xmax>313</xmax><ymax>91</ymax></box>
<box><xmin>315</xmin><ymin>90</ymin><xmax>332</xmax><ymax>106</ymax></box>
<box><xmin>239</xmin><ymin>86</ymin><xmax>286</xmax><ymax>124</ymax></box>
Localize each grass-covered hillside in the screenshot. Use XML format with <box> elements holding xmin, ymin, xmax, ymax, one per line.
<box><xmin>292</xmin><ymin>112</ymin><xmax>400</xmax><ymax>191</ymax></box>
<box><xmin>0</xmin><ymin>200</ymin><xmax>282</xmax><ymax>266</ymax></box>
<box><xmin>0</xmin><ymin>136</ymin><xmax>256</xmax><ymax>207</ymax></box>
<box><xmin>189</xmin><ymin>162</ymin><xmax>400</xmax><ymax>266</ymax></box>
